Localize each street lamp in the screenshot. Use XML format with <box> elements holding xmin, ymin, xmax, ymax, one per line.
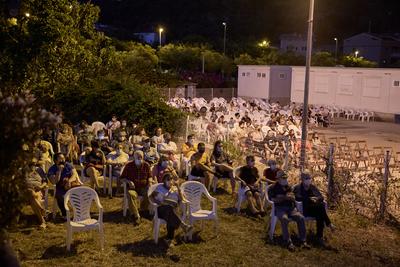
<box><xmin>334</xmin><ymin>37</ymin><xmax>338</xmax><ymax>64</ymax></box>
<box><xmin>159</xmin><ymin>27</ymin><xmax>164</xmax><ymax>47</ymax></box>
<box><xmin>222</xmin><ymin>22</ymin><xmax>227</xmax><ymax>55</ymax></box>
<box><xmin>355</xmin><ymin>50</ymin><xmax>359</xmax><ymax>57</ymax></box>
<box><xmin>299</xmin><ymin>0</ymin><xmax>315</xmax><ymax>170</ymax></box>
<box><xmin>25</xmin><ymin>12</ymin><xmax>30</xmax><ymax>17</ymax></box>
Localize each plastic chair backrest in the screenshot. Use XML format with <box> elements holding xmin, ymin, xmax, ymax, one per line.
<box><xmin>181</xmin><ymin>181</ymin><xmax>206</xmax><ymax>213</ymax></box>
<box><xmin>65</xmin><ymin>186</ymin><xmax>98</xmax><ymax>222</ymax></box>
<box><xmin>148</xmin><ymin>183</ymin><xmax>164</xmax><ymax>200</ymax></box>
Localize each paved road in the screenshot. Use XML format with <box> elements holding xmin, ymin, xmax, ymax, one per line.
<box><xmin>316</xmin><ymin>118</ymin><xmax>400</xmax><ymax>151</ymax></box>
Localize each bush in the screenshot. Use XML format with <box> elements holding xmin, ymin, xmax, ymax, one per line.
<box><xmin>55</xmin><ymin>77</ymin><xmax>186</xmax><ymax>134</ymax></box>
<box><xmin>0</xmin><ymin>91</ymin><xmax>59</xmax><ymax>230</ymax></box>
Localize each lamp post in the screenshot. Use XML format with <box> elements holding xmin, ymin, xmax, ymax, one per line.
<box><xmin>159</xmin><ymin>27</ymin><xmax>164</xmax><ymax>47</ymax></box>
<box><xmin>334</xmin><ymin>37</ymin><xmax>338</xmax><ymax>64</ymax></box>
<box><xmin>222</xmin><ymin>22</ymin><xmax>227</xmax><ymax>55</ymax></box>
<box><xmin>355</xmin><ymin>50</ymin><xmax>359</xmax><ymax>57</ymax></box>
<box><xmin>299</xmin><ymin>0</ymin><xmax>315</xmax><ymax>170</ymax></box>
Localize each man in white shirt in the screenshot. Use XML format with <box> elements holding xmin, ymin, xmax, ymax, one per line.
<box><xmin>158</xmin><ymin>133</ymin><xmax>178</xmax><ymax>169</ymax></box>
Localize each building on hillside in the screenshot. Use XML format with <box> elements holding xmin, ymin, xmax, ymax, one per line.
<box><xmin>280</xmin><ymin>33</ymin><xmax>310</xmax><ymax>56</ymax></box>
<box><xmin>237</xmin><ymin>65</ymin><xmax>400</xmax><ymax>116</ymax></box>
<box><xmin>343</xmin><ymin>32</ymin><xmax>400</xmax><ymax>66</ymax></box>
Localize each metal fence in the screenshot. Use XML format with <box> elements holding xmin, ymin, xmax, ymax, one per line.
<box><xmin>160</xmin><ymin>88</ymin><xmax>237</xmax><ymax>102</ymax></box>
<box><xmin>184</xmin><ymin>117</ymin><xmax>400</xmax><ymax>223</ymax></box>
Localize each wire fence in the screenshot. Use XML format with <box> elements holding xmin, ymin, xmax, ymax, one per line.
<box><xmin>159</xmin><ymin>88</ymin><xmax>237</xmax><ymax>102</ymax></box>
<box><xmin>184</xmin><ymin>117</ymin><xmax>400</xmax><ymax>223</ymax></box>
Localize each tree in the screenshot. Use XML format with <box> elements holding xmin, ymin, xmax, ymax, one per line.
<box><xmin>234</xmin><ymin>53</ymin><xmax>258</xmax><ymax>65</ymax></box>
<box><xmin>312</xmin><ymin>52</ymin><xmax>336</xmax><ymax>66</ymax></box>
<box><xmin>0</xmin><ymin>91</ymin><xmax>58</xmax><ymax>244</ymax></box>
<box><xmin>340</xmin><ymin>55</ymin><xmax>378</xmax><ymax>68</ymax></box>
<box><xmin>0</xmin><ymin>0</ymin><xmax>113</xmax><ymax>97</ymax></box>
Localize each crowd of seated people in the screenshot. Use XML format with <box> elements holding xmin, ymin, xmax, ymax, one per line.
<box><xmin>24</xmin><ymin>106</ymin><xmax>335</xmax><ymax>250</ymax></box>
<box><xmin>167</xmin><ymin>97</ymin><xmax>333</xmax><ymax>166</ymax></box>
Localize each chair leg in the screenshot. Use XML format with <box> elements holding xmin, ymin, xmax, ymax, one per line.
<box><xmin>269</xmin><ymin>216</ymin><xmax>277</xmax><ymax>241</ymax></box>
<box><xmin>154</xmin><ymin>220</ymin><xmax>160</xmax><ymax>244</ymax></box>
<box><xmin>66</xmin><ymin>227</ymin><xmax>72</xmax><ymax>251</ymax></box>
<box><xmin>99</xmin><ymin>225</ymin><xmax>105</xmax><ymax>250</ymax></box>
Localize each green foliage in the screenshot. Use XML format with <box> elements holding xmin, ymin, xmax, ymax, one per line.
<box><xmin>340</xmin><ymin>55</ymin><xmax>378</xmax><ymax>68</ymax></box>
<box><xmin>312</xmin><ymin>52</ymin><xmax>336</xmax><ymax>67</ymax></box>
<box><xmin>55</xmin><ymin>77</ymin><xmax>185</xmax><ymax>135</ymax></box>
<box><xmin>0</xmin><ymin>0</ymin><xmax>113</xmax><ymax>97</ymax></box>
<box><xmin>234</xmin><ymin>53</ymin><xmax>258</xmax><ymax>65</ymax></box>
<box><xmin>158</xmin><ymin>43</ymin><xmax>234</xmax><ymax>75</ymax></box>
<box><xmin>159</xmin><ymin>44</ymin><xmax>202</xmax><ymax>71</ymax></box>
<box><xmin>0</xmin><ymin>91</ymin><xmax>59</xmax><ymax>229</ymax></box>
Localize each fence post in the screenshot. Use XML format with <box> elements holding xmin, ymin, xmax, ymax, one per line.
<box><xmin>168</xmin><ymin>88</ymin><xmax>171</xmax><ymax>100</ymax></box>
<box><xmin>211</xmin><ymin>88</ymin><xmax>214</xmax><ymax>100</ymax></box>
<box><xmin>378</xmin><ymin>150</ymin><xmax>390</xmax><ymax>222</ymax></box>
<box><xmin>327</xmin><ymin>143</ymin><xmax>337</xmax><ymax>208</ymax></box>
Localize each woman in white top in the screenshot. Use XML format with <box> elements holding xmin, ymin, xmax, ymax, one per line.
<box><xmin>150</xmin><ymin>173</ymin><xmax>192</xmax><ymax>246</ymax></box>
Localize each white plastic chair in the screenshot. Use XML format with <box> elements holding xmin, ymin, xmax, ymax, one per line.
<box><xmin>148</xmin><ymin>183</ymin><xmax>167</xmax><ymax>244</ymax></box>
<box><xmin>265</xmin><ymin>187</ymin><xmax>286</xmax><ymax>241</ymax></box>
<box><xmin>180</xmin><ymin>181</ymin><xmax>218</xmax><ymax>241</ymax></box>
<box><xmin>235</xmin><ymin>176</ymin><xmax>267</xmax><ymax>213</ymax></box>
<box><xmin>64</xmin><ymin>186</ymin><xmax>104</xmax><ymax>251</ymax></box>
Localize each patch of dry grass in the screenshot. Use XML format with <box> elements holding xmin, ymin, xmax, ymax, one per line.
<box><xmin>9</xmin><ymin>188</ymin><xmax>400</xmax><ymax>267</ymax></box>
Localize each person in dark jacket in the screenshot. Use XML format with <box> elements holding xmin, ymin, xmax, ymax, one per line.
<box><xmin>293</xmin><ymin>173</ymin><xmax>335</xmax><ymax>246</ymax></box>
<box><xmin>268</xmin><ymin>170</ymin><xmax>310</xmax><ymax>251</ymax></box>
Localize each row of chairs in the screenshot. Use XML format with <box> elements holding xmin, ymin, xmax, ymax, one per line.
<box><xmin>64</xmin><ymin>181</ymin><xmax>218</xmax><ymax>250</ymax></box>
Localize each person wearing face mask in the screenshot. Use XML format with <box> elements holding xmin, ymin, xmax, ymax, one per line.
<box><xmin>26</xmin><ymin>158</ymin><xmax>48</xmax><ymax>229</ymax></box>
<box><xmin>237</xmin><ymin>155</ymin><xmax>265</xmax><ymax>217</ymax></box>
<box><xmin>107</xmin><ymin>143</ymin><xmax>129</xmax><ymax>183</ymax></box>
<box><xmin>158</xmin><ymin>132</ymin><xmax>179</xmax><ymax>170</ymax></box>
<box><xmin>293</xmin><ymin>173</ymin><xmax>334</xmax><ymax>247</ymax></box>
<box><xmin>150</xmin><ymin>173</ymin><xmax>192</xmax><ymax>247</ymax></box>
<box><xmin>268</xmin><ymin>170</ymin><xmax>309</xmax><ymax>251</ymax></box>
<box><xmin>142</xmin><ymin>138</ymin><xmax>160</xmax><ymax>165</ymax></box>
<box><xmin>181</xmin><ymin>135</ymin><xmax>197</xmax><ymax>176</ymax></box>
<box><xmin>84</xmin><ymin>140</ymin><xmax>106</xmax><ymax>191</ymax></box>
<box><xmin>47</xmin><ymin>153</ymin><xmax>81</xmax><ymax>219</ymax></box>
<box><xmin>189</xmin><ymin>143</ymin><xmax>217</xmax><ymax>189</ymax></box>
<box><xmin>152</xmin><ymin>156</ymin><xmax>178</xmax><ymax>184</ymax></box>
<box><xmin>119</xmin><ymin>150</ymin><xmax>152</xmax><ymax>226</ymax></box>
<box><xmin>210</xmin><ymin>140</ymin><xmax>235</xmax><ymax>194</ymax></box>
<box><xmin>151</xmin><ymin>127</ymin><xmax>165</xmax><ymax>146</ymax></box>
<box><xmin>105</xmin><ymin>115</ymin><xmax>121</xmax><ymax>141</ymax></box>
<box><xmin>263</xmin><ymin>160</ymin><xmax>282</xmax><ymax>185</ymax></box>
<box><xmin>111</xmin><ymin>130</ymin><xmax>133</xmax><ymax>156</ymax></box>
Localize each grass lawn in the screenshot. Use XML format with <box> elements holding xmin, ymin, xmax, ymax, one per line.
<box><xmin>9</xmin><ymin>186</ymin><xmax>400</xmax><ymax>267</ymax></box>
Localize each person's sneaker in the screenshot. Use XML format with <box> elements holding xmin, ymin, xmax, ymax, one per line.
<box><xmin>300</xmin><ymin>242</ymin><xmax>311</xmax><ymax>250</ymax></box>
<box><xmin>287</xmin><ymin>242</ymin><xmax>296</xmax><ymax>252</ymax></box>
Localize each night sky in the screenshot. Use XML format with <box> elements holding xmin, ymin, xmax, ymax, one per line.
<box><xmin>93</xmin><ymin>0</ymin><xmax>400</xmax><ymax>45</ymax></box>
